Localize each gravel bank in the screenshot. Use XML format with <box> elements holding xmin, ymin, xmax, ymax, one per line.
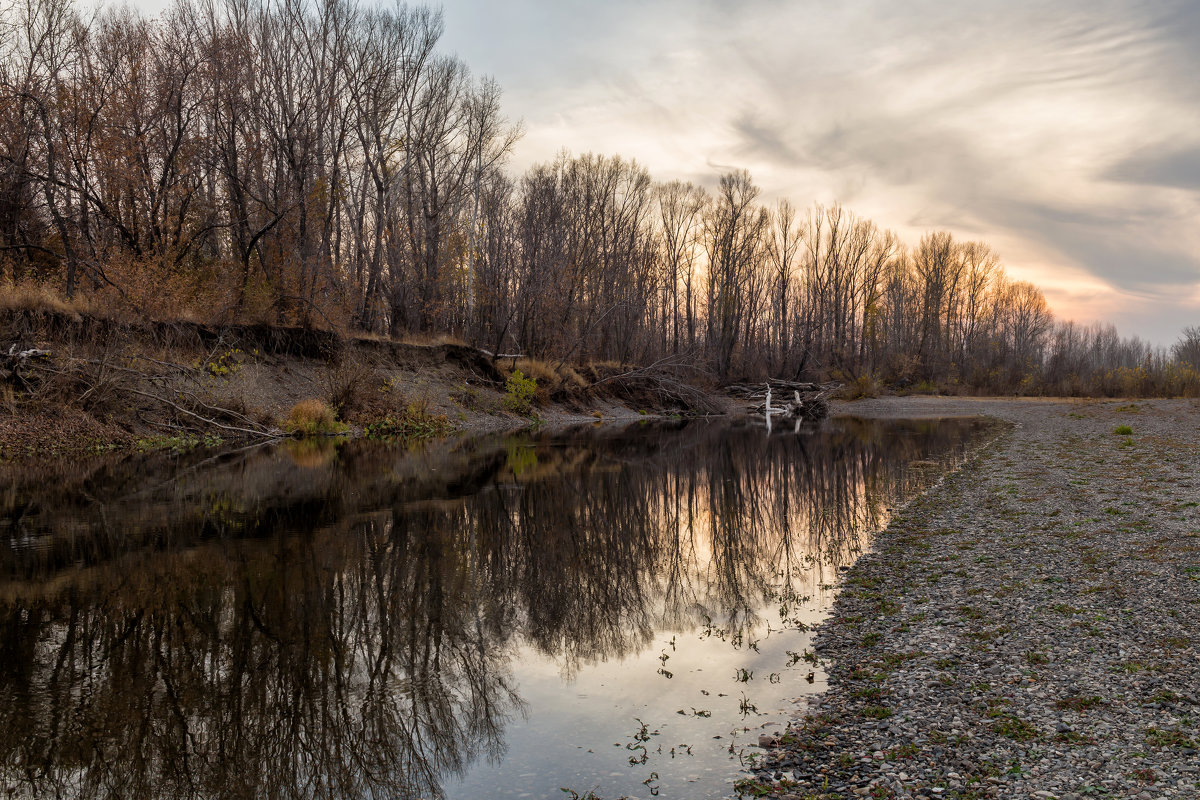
<box><xmin>750</xmin><ymin>397</ymin><xmax>1200</xmax><ymax>800</ymax></box>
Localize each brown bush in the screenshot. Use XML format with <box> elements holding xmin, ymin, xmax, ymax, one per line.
<box><xmin>283</xmin><ymin>399</ymin><xmax>345</xmax><ymax>436</ymax></box>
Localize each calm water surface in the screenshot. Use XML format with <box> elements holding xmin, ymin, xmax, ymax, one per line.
<box><xmin>0</xmin><ymin>416</ymin><xmax>990</xmax><ymax>799</ymax></box>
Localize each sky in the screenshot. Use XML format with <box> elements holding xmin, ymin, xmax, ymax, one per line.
<box><xmin>433</xmin><ymin>0</ymin><xmax>1200</xmax><ymax>346</ymax></box>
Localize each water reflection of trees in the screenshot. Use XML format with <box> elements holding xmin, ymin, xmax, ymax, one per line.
<box><xmin>0</xmin><ymin>416</ymin><xmax>987</xmax><ymax>798</ymax></box>
<box><xmin>464</xmin><ymin>418</ymin><xmax>986</xmax><ymax>672</ymax></box>
<box><xmin>0</xmin><ymin>521</ymin><xmax>524</xmax><ymax>799</ymax></box>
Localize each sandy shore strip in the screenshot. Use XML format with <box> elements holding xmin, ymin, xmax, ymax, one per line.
<box><xmin>748</xmin><ymin>397</ymin><xmax>1200</xmax><ymax>800</ymax></box>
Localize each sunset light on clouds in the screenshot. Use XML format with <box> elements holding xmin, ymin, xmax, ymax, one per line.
<box><xmin>7</xmin><ymin>1</ymin><xmax>1200</xmax><ymax>795</ymax></box>
<box><xmin>440</xmin><ymin>0</ymin><xmax>1200</xmax><ymax>343</ymax></box>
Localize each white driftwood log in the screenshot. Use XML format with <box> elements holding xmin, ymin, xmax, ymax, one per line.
<box><xmin>746</xmin><ymin>380</ymin><xmax>836</xmax><ymax>421</ymax></box>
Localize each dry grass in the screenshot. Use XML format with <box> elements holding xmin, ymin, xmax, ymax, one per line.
<box><xmin>1</xmin><ymin>269</ymin><xmax>354</xmax><ymax>331</ymax></box>
<box><xmin>0</xmin><ymin>280</ymin><xmax>89</xmax><ymax>317</ymax></box>
<box><xmin>399</xmin><ymin>332</ymin><xmax>467</xmax><ymax>347</ymax></box>
<box><xmin>283</xmin><ymin>398</ymin><xmax>345</xmax><ymax>436</ymax></box>
<box><xmin>500</xmin><ymin>357</ymin><xmax>588</xmax><ymax>390</ymax></box>
<box><xmin>557</xmin><ymin>364</ymin><xmax>588</xmax><ymax>388</ymax></box>
<box><xmin>0</xmin><ymin>270</ymin><xmax>227</xmax><ymax>324</ymax></box>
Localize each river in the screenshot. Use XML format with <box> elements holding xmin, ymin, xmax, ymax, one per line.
<box><xmin>0</xmin><ymin>415</ymin><xmax>989</xmax><ymax>799</ymax></box>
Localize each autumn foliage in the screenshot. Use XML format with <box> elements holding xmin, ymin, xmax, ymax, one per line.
<box><xmin>1</xmin><ymin>0</ymin><xmax>1196</xmax><ymax>396</ymax></box>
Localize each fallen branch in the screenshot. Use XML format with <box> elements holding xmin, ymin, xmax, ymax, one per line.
<box><xmin>126</xmin><ymin>388</ymin><xmax>282</xmax><ymax>439</ymax></box>
<box><xmin>6</xmin><ymin>344</ymin><xmax>52</xmax><ymax>360</ymax></box>
<box><xmin>587</xmin><ymin>353</ymin><xmax>702</xmax><ymax>388</ymax></box>
<box><xmin>478</xmin><ymin>349</ymin><xmax>525</xmax><ymax>360</ymax></box>
<box><xmin>585</xmin><ymin>356</ymin><xmax>724</xmax><ymax>414</ymax></box>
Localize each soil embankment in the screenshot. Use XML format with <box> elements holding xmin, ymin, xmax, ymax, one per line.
<box><xmin>751</xmin><ymin>396</ymin><xmax>1200</xmax><ymax>799</ymax></box>
<box><xmin>0</xmin><ymin>308</ymin><xmax>722</xmax><ymax>457</ymax></box>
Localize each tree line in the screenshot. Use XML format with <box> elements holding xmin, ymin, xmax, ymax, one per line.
<box><xmin>1</xmin><ymin>0</ymin><xmax>1196</xmax><ymax>394</ymax></box>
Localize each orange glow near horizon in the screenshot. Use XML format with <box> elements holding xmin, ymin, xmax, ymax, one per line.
<box><xmin>434</xmin><ymin>1</ymin><xmax>1200</xmax><ymax>345</ymax></box>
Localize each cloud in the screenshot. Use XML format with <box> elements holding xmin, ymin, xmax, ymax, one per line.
<box><xmin>730</xmin><ymin>111</ymin><xmax>797</xmax><ymax>164</ymax></box>
<box><xmin>1105</xmin><ymin>146</ymin><xmax>1200</xmax><ymax>191</ymax></box>
<box><xmin>433</xmin><ymin>0</ymin><xmax>1200</xmax><ymax>341</ymax></box>
<box><xmin>992</xmin><ymin>197</ymin><xmax>1200</xmax><ymax>291</ymax></box>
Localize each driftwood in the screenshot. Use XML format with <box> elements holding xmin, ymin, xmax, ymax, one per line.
<box><xmin>6</xmin><ymin>344</ymin><xmax>52</xmax><ymax>360</ymax></box>
<box><xmin>726</xmin><ymin>379</ymin><xmax>841</xmax><ymax>422</ymax></box>
<box><xmin>1</xmin><ymin>343</ymin><xmax>53</xmax><ymax>385</ymax></box>
<box><xmin>3</xmin><ymin>344</ymin><xmax>53</xmax><ymax>371</ymax></box>
<box><xmin>725</xmin><ymin>378</ymin><xmax>824</xmax><ymax>399</ymax></box>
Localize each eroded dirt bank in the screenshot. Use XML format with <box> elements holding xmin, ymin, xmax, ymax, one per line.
<box><xmin>0</xmin><ymin>308</ymin><xmax>722</xmax><ymax>457</ymax></box>
<box><xmin>749</xmin><ymin>396</ymin><xmax>1200</xmax><ymax>799</ymax></box>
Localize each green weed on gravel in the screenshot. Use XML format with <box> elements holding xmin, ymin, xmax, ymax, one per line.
<box><xmin>1146</xmin><ymin>728</ymin><xmax>1197</xmax><ymax>748</ymax></box>
<box><xmin>990</xmin><ymin>716</ymin><xmax>1039</xmax><ymax>741</ymax></box>
<box><xmin>1055</xmin><ymin>695</ymin><xmax>1104</xmax><ymax>712</ymax></box>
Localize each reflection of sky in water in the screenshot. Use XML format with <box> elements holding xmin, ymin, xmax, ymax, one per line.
<box><xmin>450</xmin><ymin>434</ymin><xmax>854</xmax><ymax>799</ymax></box>
<box><xmin>0</xmin><ymin>416</ymin><xmax>990</xmax><ymax>800</ymax></box>
<box><xmin>441</xmin><ymin>417</ymin><xmax>986</xmax><ymax>799</ymax></box>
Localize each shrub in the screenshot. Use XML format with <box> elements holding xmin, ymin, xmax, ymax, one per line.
<box><xmin>364</xmin><ymin>404</ymin><xmax>454</xmax><ymax>440</ymax></box>
<box><xmin>284</xmin><ymin>399</ymin><xmax>346</xmax><ymax>436</ymax></box>
<box><xmin>839</xmin><ymin>375</ymin><xmax>881</xmax><ymax>400</ymax></box>
<box><xmin>1113</xmin><ymin>425</ymin><xmax>1133</xmax><ymax>435</ymax></box>
<box><xmin>196</xmin><ymin>347</ymin><xmax>242</xmax><ymax>377</ymax></box>
<box><xmin>502</xmin><ymin>369</ymin><xmax>537</xmax><ymax>415</ymax></box>
<box><xmin>323</xmin><ymin>357</ymin><xmax>376</xmax><ymax>417</ymax></box>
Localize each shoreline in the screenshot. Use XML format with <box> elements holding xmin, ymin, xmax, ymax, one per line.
<box><xmin>1</xmin><ymin>309</ymin><xmax>738</xmax><ymax>460</ymax></box>
<box><xmin>748</xmin><ymin>397</ymin><xmax>1200</xmax><ymax>799</ymax></box>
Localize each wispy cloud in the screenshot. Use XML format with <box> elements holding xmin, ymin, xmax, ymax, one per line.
<box><xmin>438</xmin><ymin>0</ymin><xmax>1200</xmax><ymax>343</ymax></box>
<box><xmin>1106</xmin><ymin>146</ymin><xmax>1200</xmax><ymax>191</ymax></box>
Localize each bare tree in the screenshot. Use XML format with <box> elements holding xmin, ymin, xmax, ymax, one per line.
<box><xmin>766</xmin><ymin>198</ymin><xmax>800</xmax><ymax>373</ymax></box>
<box><xmin>655</xmin><ymin>179</ymin><xmax>705</xmax><ymax>354</ymax></box>
<box><xmin>0</xmin><ymin>0</ymin><xmax>1184</xmax><ymax>397</ymax></box>
<box><xmin>1174</xmin><ymin>325</ymin><xmax>1200</xmax><ymax>369</ymax></box>
<box><xmin>703</xmin><ymin>170</ymin><xmax>767</xmax><ymax>378</ymax></box>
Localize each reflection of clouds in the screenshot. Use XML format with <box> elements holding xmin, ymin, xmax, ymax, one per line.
<box><xmin>441</xmin><ymin>0</ymin><xmax>1200</xmax><ymax>342</ymax></box>
<box><xmin>0</xmin><ymin>417</ymin><xmax>987</xmax><ymax>798</ymax></box>
<box><xmin>467</xmin><ymin>419</ymin><xmax>985</xmax><ymax>677</ymax></box>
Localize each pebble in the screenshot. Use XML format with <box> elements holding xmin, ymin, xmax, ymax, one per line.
<box><xmin>744</xmin><ymin>399</ymin><xmax>1200</xmax><ymax>800</ymax></box>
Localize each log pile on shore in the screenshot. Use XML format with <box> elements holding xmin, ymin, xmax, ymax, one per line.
<box><xmin>0</xmin><ymin>345</ymin><xmax>52</xmax><ymax>387</ymax></box>
<box><xmin>724</xmin><ymin>379</ymin><xmax>840</xmax><ymax>421</ymax></box>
